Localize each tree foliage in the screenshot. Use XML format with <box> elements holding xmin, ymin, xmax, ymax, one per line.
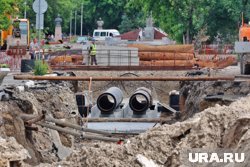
<box><xmin>130</xmin><ymin>0</ymin><xmax>250</xmax><ymax>43</ymax></box>
<box><xmin>4</xmin><ymin>0</ymin><xmax>250</xmax><ymax>44</ymax></box>
<box><xmin>0</xmin><ymin>0</ymin><xmax>21</xmax><ymax>30</ymax></box>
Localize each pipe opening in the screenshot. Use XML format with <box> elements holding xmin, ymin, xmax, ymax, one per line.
<box><xmin>130</xmin><ymin>93</ymin><xmax>149</xmax><ymax>113</ymax></box>
<box><xmin>97</xmin><ymin>93</ymin><xmax>116</xmax><ymax>113</ymax></box>
<box><xmin>244</xmin><ymin>64</ymin><xmax>250</xmax><ymax>74</ymax></box>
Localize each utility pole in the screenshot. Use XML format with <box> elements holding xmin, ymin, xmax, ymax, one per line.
<box><xmin>80</xmin><ymin>3</ymin><xmax>83</xmax><ymax>36</ymax></box>
<box><xmin>75</xmin><ymin>10</ymin><xmax>77</xmax><ymax>36</ymax></box>
<box><xmin>24</xmin><ymin>0</ymin><xmax>27</xmax><ymax>19</ymax></box>
<box><xmin>38</xmin><ymin>0</ymin><xmax>41</xmax><ymax>59</ymax></box>
<box><xmin>70</xmin><ymin>11</ymin><xmax>72</xmax><ymax>40</ymax></box>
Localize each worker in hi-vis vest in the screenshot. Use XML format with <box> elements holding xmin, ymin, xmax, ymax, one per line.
<box><xmin>89</xmin><ymin>40</ymin><xmax>97</xmax><ymax>65</ymax></box>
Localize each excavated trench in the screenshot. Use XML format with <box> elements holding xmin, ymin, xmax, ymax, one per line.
<box><xmin>1</xmin><ymin>76</ymin><xmax>250</xmax><ymax>166</ymax></box>
<box><xmin>179</xmin><ymin>81</ymin><xmax>250</xmax><ymax>119</ymax></box>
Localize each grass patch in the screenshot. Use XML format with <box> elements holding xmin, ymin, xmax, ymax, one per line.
<box><xmin>0</xmin><ymin>64</ymin><xmax>9</xmax><ymax>68</ymax></box>
<box><xmin>34</xmin><ymin>60</ymin><xmax>49</xmax><ymax>76</ymax></box>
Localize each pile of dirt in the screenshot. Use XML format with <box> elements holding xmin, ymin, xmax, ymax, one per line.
<box><xmin>0</xmin><ymin>81</ymin><xmax>78</xmax><ymax>165</ymax></box>
<box><xmin>0</xmin><ymin>136</ymin><xmax>30</xmax><ymax>166</ymax></box>
<box><xmin>180</xmin><ymin>81</ymin><xmax>250</xmax><ymax>119</ymax></box>
<box><xmin>55</xmin><ymin>95</ymin><xmax>250</xmax><ymax>167</ymax></box>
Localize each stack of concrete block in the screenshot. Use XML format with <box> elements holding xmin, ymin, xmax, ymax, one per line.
<box><xmin>84</xmin><ymin>45</ymin><xmax>139</xmax><ymax>66</ymax></box>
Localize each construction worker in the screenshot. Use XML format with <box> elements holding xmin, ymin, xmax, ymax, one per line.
<box><xmin>29</xmin><ymin>38</ymin><xmax>39</xmax><ymax>59</ymax></box>
<box><xmin>89</xmin><ymin>40</ymin><xmax>97</xmax><ymax>65</ymax></box>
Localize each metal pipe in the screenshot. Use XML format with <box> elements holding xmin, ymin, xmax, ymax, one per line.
<box><xmin>97</xmin><ymin>87</ymin><xmax>123</xmax><ymax>115</ymax></box>
<box><xmin>24</xmin><ymin>0</ymin><xmax>27</xmax><ymax>19</ymax></box>
<box><xmin>25</xmin><ymin>126</ymin><xmax>39</xmax><ymax>131</ymax></box>
<box><xmin>38</xmin><ymin>0</ymin><xmax>41</xmax><ymax>60</ymax></box>
<box><xmin>129</xmin><ymin>87</ymin><xmax>152</xmax><ymax>115</ymax></box>
<box><xmin>25</xmin><ymin>114</ymin><xmax>45</xmax><ymax>126</ymax></box>
<box><xmin>70</xmin><ymin>11</ymin><xmax>72</xmax><ymax>40</ymax></box>
<box><xmin>20</xmin><ymin>114</ymin><xmax>111</xmax><ymax>136</ymax></box>
<box><xmin>80</xmin><ymin>3</ymin><xmax>83</xmax><ymax>36</ymax></box>
<box><xmin>44</xmin><ymin>116</ymin><xmax>111</xmax><ymax>135</ymax></box>
<box><xmin>74</xmin><ymin>10</ymin><xmax>77</xmax><ymax>36</ymax></box>
<box><xmin>50</xmin><ymin>65</ymin><xmax>194</xmax><ymax>71</ymax></box>
<box><xmin>37</xmin><ymin>122</ymin><xmax>122</xmax><ymax>142</ymax></box>
<box><xmin>14</xmin><ymin>75</ymin><xmax>235</xmax><ymax>81</ymax></box>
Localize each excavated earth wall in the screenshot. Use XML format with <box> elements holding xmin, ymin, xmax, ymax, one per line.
<box><xmin>0</xmin><ymin>81</ymin><xmax>78</xmax><ymax>165</ymax></box>
<box><xmin>179</xmin><ymin>81</ymin><xmax>250</xmax><ymax>119</ymax></box>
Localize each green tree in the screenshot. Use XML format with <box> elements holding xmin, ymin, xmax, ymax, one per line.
<box><xmin>0</xmin><ymin>0</ymin><xmax>21</xmax><ymax>30</ymax></box>
<box><xmin>19</xmin><ymin>0</ymin><xmax>128</xmax><ymax>36</ymax></box>
<box><xmin>14</xmin><ymin>0</ymin><xmax>250</xmax><ymax>44</ymax></box>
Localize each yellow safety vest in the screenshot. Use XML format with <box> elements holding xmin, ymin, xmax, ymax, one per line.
<box><xmin>90</xmin><ymin>44</ymin><xmax>96</xmax><ymax>56</ymax></box>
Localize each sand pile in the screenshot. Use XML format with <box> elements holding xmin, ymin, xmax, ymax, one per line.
<box><xmin>56</xmin><ymin>95</ymin><xmax>250</xmax><ymax>167</ymax></box>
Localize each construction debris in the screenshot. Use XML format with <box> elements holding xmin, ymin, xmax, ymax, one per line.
<box><xmin>0</xmin><ymin>137</ymin><xmax>30</xmax><ymax>167</ymax></box>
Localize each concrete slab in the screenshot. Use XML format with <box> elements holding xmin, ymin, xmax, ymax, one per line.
<box><xmin>1</xmin><ymin>73</ymin><xmax>25</xmax><ymax>87</ymax></box>
<box><xmin>49</xmin><ymin>126</ymin><xmax>72</xmax><ymax>160</ymax></box>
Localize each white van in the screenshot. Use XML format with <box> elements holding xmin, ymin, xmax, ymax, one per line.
<box><xmin>93</xmin><ymin>29</ymin><xmax>120</xmax><ymax>41</ymax></box>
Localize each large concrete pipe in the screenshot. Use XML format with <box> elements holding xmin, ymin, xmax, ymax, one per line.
<box><xmin>129</xmin><ymin>87</ymin><xmax>152</xmax><ymax>115</ymax></box>
<box><xmin>97</xmin><ymin>87</ymin><xmax>123</xmax><ymax>115</ymax></box>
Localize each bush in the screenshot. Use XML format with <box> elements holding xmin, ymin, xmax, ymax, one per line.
<box><xmin>34</xmin><ymin>60</ymin><xmax>49</xmax><ymax>76</ymax></box>
<box><xmin>0</xmin><ymin>64</ymin><xmax>9</xmax><ymax>68</ymax></box>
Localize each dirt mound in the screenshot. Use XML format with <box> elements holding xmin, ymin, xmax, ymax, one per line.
<box><xmin>56</xmin><ymin>95</ymin><xmax>250</xmax><ymax>167</ymax></box>
<box><xmin>0</xmin><ymin>81</ymin><xmax>78</xmax><ymax>165</ymax></box>
<box><xmin>0</xmin><ymin>136</ymin><xmax>30</xmax><ymax>166</ymax></box>
<box><xmin>180</xmin><ymin>81</ymin><xmax>250</xmax><ymax>119</ymax></box>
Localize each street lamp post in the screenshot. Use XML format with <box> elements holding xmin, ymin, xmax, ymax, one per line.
<box><xmin>74</xmin><ymin>10</ymin><xmax>77</xmax><ymax>36</ymax></box>
<box><xmin>81</xmin><ymin>3</ymin><xmax>83</xmax><ymax>36</ymax></box>
<box><xmin>70</xmin><ymin>11</ymin><xmax>72</xmax><ymax>40</ymax></box>
<box><xmin>24</xmin><ymin>0</ymin><xmax>27</xmax><ymax>19</ymax></box>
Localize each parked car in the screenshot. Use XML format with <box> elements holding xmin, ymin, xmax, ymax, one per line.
<box><xmin>93</xmin><ymin>29</ymin><xmax>120</xmax><ymax>41</ymax></box>
<box><xmin>76</xmin><ymin>36</ymin><xmax>89</xmax><ymax>44</ymax></box>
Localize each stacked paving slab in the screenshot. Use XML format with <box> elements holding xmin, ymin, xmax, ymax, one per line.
<box><xmin>83</xmin><ymin>45</ymin><xmax>139</xmax><ymax>66</ymax></box>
